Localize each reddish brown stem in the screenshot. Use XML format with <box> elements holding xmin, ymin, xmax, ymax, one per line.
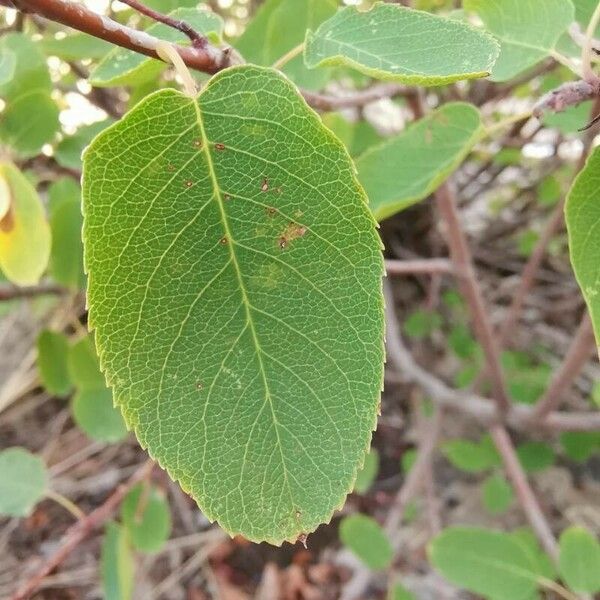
<box><xmin>11</xmin><ymin>461</ymin><xmax>154</xmax><ymax>600</ymax></box>
<box><xmin>12</xmin><ymin>0</ymin><xmax>229</xmax><ymax>74</ymax></box>
<box><xmin>118</xmin><ymin>0</ymin><xmax>207</xmax><ymax>48</ymax></box>
<box><xmin>0</xmin><ymin>282</ymin><xmax>66</xmax><ymax>301</ymax></box>
<box><xmin>532</xmin><ymin>312</ymin><xmax>596</xmax><ymax>420</ymax></box>
<box><xmin>489</xmin><ymin>425</ymin><xmax>559</xmax><ymax>561</ymax></box>
<box><xmin>385</xmin><ymin>258</ymin><xmax>454</xmax><ymax>276</ymax></box>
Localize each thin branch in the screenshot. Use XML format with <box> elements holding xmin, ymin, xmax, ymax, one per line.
<box><xmin>489</xmin><ymin>425</ymin><xmax>559</xmax><ymax>561</ymax></box>
<box><xmin>385</xmin><ymin>258</ymin><xmax>455</xmax><ymax>276</ymax></box>
<box><xmin>117</xmin><ymin>0</ymin><xmax>207</xmax><ymax>47</ymax></box>
<box><xmin>0</xmin><ymin>282</ymin><xmax>66</xmax><ymax>301</ymax></box>
<box><xmin>301</xmin><ymin>82</ymin><xmax>409</xmax><ymax>111</ymax></box>
<box><xmin>11</xmin><ymin>0</ymin><xmax>231</xmax><ymax>74</ymax></box>
<box><xmin>531</xmin><ymin>312</ymin><xmax>596</xmax><ymax>421</ymax></box>
<box><xmin>582</xmin><ymin>0</ymin><xmax>600</xmax><ymax>84</ymax></box>
<box><xmin>435</xmin><ymin>181</ymin><xmax>511</xmax><ymax>414</ymax></box>
<box><xmin>11</xmin><ymin>461</ymin><xmax>154</xmax><ymax>600</ymax></box>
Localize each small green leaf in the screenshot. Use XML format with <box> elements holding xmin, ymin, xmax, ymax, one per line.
<box><xmin>560</xmin><ymin>431</ymin><xmax>600</xmax><ymax>462</ymax></box>
<box><xmin>537</xmin><ymin>175</ymin><xmax>562</xmax><ymax>206</ymax></box>
<box><xmin>0</xmin><ymin>162</ymin><xmax>51</xmax><ymax>286</ymax></box>
<box><xmin>566</xmin><ymin>146</ymin><xmax>600</xmax><ymax>354</ymax></box>
<box><xmin>37</xmin><ymin>330</ymin><xmax>72</xmax><ymax>397</ymax></box>
<box><xmin>55</xmin><ymin>120</ymin><xmax>113</xmax><ymax>171</ymax></box>
<box><xmin>339</xmin><ymin>514</ymin><xmax>393</xmax><ymax>570</ymax></box>
<box><xmin>0</xmin><ymin>90</ymin><xmax>59</xmax><ymax>158</ymax></box>
<box><xmin>0</xmin><ymin>49</ymin><xmax>16</xmax><ymax>86</ymax></box>
<box><xmin>49</xmin><ymin>193</ymin><xmax>85</xmax><ymax>289</ymax></box>
<box><xmin>443</xmin><ymin>438</ymin><xmax>499</xmax><ymax>473</ymax></box>
<box><xmin>592</xmin><ymin>380</ymin><xmax>600</xmax><ymax>407</ymax></box>
<box><xmin>101</xmin><ymin>522</ymin><xmax>134</xmax><ymax>600</ymax></box>
<box><xmin>502</xmin><ymin>351</ymin><xmax>551</xmax><ymax>405</ymax></box>
<box><xmin>90</xmin><ymin>8</ymin><xmax>223</xmax><ymax>87</ymax></box>
<box><xmin>83</xmin><ymin>66</ymin><xmax>384</xmax><ymax>544</ymax></box>
<box><xmin>304</xmin><ymin>4</ymin><xmax>499</xmax><ymax>85</ymax></box>
<box><xmin>429</xmin><ymin>527</ymin><xmax>538</xmax><ymax>600</ymax></box>
<box><xmin>357</xmin><ymin>103</ymin><xmax>482</xmax><ymax>220</ymax></box>
<box><xmin>516</xmin><ymin>442</ymin><xmax>554</xmax><ymax>473</ymax></box>
<box><xmin>558</xmin><ymin>526</ymin><xmax>600</xmax><ymax>593</ymax></box>
<box><xmin>354</xmin><ymin>448</ymin><xmax>379</xmax><ymax>494</ymax></box>
<box><xmin>403</xmin><ymin>310</ymin><xmax>442</xmax><ymax>339</ymax></box>
<box><xmin>0</xmin><ymin>447</ymin><xmax>47</xmax><ymax>517</ymax></box>
<box><xmin>401</xmin><ymin>448</ymin><xmax>417</xmax><ymax>474</ymax></box>
<box><xmin>68</xmin><ymin>336</ymin><xmax>128</xmax><ymax>442</ymax></box>
<box><xmin>40</xmin><ymin>33</ymin><xmax>113</xmax><ymax>61</ymax></box>
<box><xmin>121</xmin><ymin>483</ymin><xmax>172</xmax><ymax>553</ymax></box>
<box><xmin>237</xmin><ymin>0</ymin><xmax>337</xmax><ymax>90</ymax></box>
<box><xmin>464</xmin><ymin>0</ymin><xmax>574</xmax><ymax>81</ymax></box>
<box><xmin>482</xmin><ymin>474</ymin><xmax>513</xmax><ymax>515</ymax></box>
<box><xmin>389</xmin><ymin>582</ymin><xmax>416</xmax><ymax>600</ymax></box>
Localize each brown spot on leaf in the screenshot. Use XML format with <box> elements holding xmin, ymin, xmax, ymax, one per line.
<box><xmin>184</xmin><ymin>180</ymin><xmax>193</xmax><ymax>188</ymax></box>
<box><xmin>261</xmin><ymin>178</ymin><xmax>269</xmax><ymax>192</ymax></box>
<box><xmin>0</xmin><ymin>203</ymin><xmax>15</xmax><ymax>233</ymax></box>
<box><xmin>223</xmin><ymin>194</ymin><xmax>231</xmax><ymax>201</ymax></box>
<box><xmin>195</xmin><ymin>381</ymin><xmax>203</xmax><ymax>390</ymax></box>
<box><xmin>214</xmin><ymin>143</ymin><xmax>226</xmax><ymax>151</ymax></box>
<box><xmin>266</xmin><ymin>206</ymin><xmax>277</xmax><ymax>217</ymax></box>
<box><xmin>275</xmin><ymin>186</ymin><xmax>283</xmax><ymax>194</ymax></box>
<box><xmin>167</xmin><ymin>164</ymin><xmax>176</xmax><ymax>172</ymax></box>
<box><xmin>220</xmin><ymin>236</ymin><xmax>228</xmax><ymax>245</ymax></box>
<box><xmin>278</xmin><ymin>222</ymin><xmax>307</xmax><ymax>249</ymax></box>
<box><xmin>193</xmin><ymin>140</ymin><xmax>202</xmax><ymax>149</ymax></box>
<box><xmin>296</xmin><ymin>533</ymin><xmax>308</xmax><ymax>548</ymax></box>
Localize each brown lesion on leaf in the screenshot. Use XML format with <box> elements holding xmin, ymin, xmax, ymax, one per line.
<box><xmin>214</xmin><ymin>143</ymin><xmax>226</xmax><ymax>151</ymax></box>
<box><xmin>266</xmin><ymin>206</ymin><xmax>277</xmax><ymax>217</ymax></box>
<box><xmin>0</xmin><ymin>203</ymin><xmax>15</xmax><ymax>233</ymax></box>
<box><xmin>167</xmin><ymin>163</ymin><xmax>176</xmax><ymax>172</ymax></box>
<box><xmin>296</xmin><ymin>533</ymin><xmax>308</xmax><ymax>548</ymax></box>
<box><xmin>278</xmin><ymin>221</ymin><xmax>307</xmax><ymax>250</ymax></box>
<box><xmin>220</xmin><ymin>236</ymin><xmax>228</xmax><ymax>245</ymax></box>
<box><xmin>192</xmin><ymin>139</ymin><xmax>202</xmax><ymax>149</ymax></box>
<box><xmin>184</xmin><ymin>180</ymin><xmax>193</xmax><ymax>188</ymax></box>
<box><xmin>261</xmin><ymin>177</ymin><xmax>269</xmax><ymax>192</ymax></box>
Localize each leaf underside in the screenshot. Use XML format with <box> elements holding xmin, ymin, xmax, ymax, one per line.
<box><xmin>83</xmin><ymin>65</ymin><xmax>384</xmax><ymax>544</ymax></box>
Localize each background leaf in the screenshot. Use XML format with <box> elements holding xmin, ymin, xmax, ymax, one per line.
<box><xmin>482</xmin><ymin>474</ymin><xmax>513</xmax><ymax>515</ymax></box>
<box><xmin>558</xmin><ymin>526</ymin><xmax>600</xmax><ymax>593</ymax></box>
<box><xmin>0</xmin><ymin>447</ymin><xmax>47</xmax><ymax>517</ymax></box>
<box><xmin>339</xmin><ymin>514</ymin><xmax>393</xmax><ymax>570</ymax></box>
<box><xmin>83</xmin><ymin>66</ymin><xmax>384</xmax><ymax>544</ymax></box>
<box><xmin>37</xmin><ymin>330</ymin><xmax>72</xmax><ymax>397</ymax></box>
<box><xmin>429</xmin><ymin>527</ymin><xmax>538</xmax><ymax>600</ymax></box>
<box><xmin>0</xmin><ymin>162</ymin><xmax>51</xmax><ymax>286</ymax></box>
<box><xmin>101</xmin><ymin>522</ymin><xmax>134</xmax><ymax>600</ymax></box>
<box><xmin>304</xmin><ymin>4</ymin><xmax>499</xmax><ymax>85</ymax></box>
<box><xmin>354</xmin><ymin>448</ymin><xmax>379</xmax><ymax>494</ymax></box>
<box><xmin>464</xmin><ymin>0</ymin><xmax>574</xmax><ymax>82</ymax></box>
<box><xmin>356</xmin><ymin>103</ymin><xmax>482</xmax><ymax>221</ymax></box>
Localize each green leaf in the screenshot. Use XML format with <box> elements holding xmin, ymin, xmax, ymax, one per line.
<box><xmin>121</xmin><ymin>483</ymin><xmax>172</xmax><ymax>553</ymax></box>
<box><xmin>357</xmin><ymin>103</ymin><xmax>482</xmax><ymax>221</ymax></box>
<box><xmin>339</xmin><ymin>514</ymin><xmax>393</xmax><ymax>570</ymax></box>
<box><xmin>482</xmin><ymin>474</ymin><xmax>513</xmax><ymax>515</ymax></box>
<box><xmin>354</xmin><ymin>448</ymin><xmax>379</xmax><ymax>494</ymax></box>
<box><xmin>68</xmin><ymin>336</ymin><xmax>128</xmax><ymax>442</ymax></box>
<box><xmin>0</xmin><ymin>162</ymin><xmax>51</xmax><ymax>286</ymax></box>
<box><xmin>37</xmin><ymin>330</ymin><xmax>72</xmax><ymax>397</ymax></box>
<box><xmin>48</xmin><ymin>177</ymin><xmax>81</xmax><ymax>214</ymax></box>
<box><xmin>560</xmin><ymin>431</ymin><xmax>600</xmax><ymax>462</ymax></box>
<box><xmin>0</xmin><ymin>33</ymin><xmax>51</xmax><ymax>100</ymax></box>
<box><xmin>537</xmin><ymin>175</ymin><xmax>562</xmax><ymax>206</ymax></box>
<box><xmin>304</xmin><ymin>4</ymin><xmax>499</xmax><ymax>85</ymax></box>
<box><xmin>558</xmin><ymin>526</ymin><xmax>600</xmax><ymax>593</ymax></box>
<box><xmin>591</xmin><ymin>380</ymin><xmax>600</xmax><ymax>407</ymax></box>
<box><xmin>464</xmin><ymin>0</ymin><xmax>574</xmax><ymax>82</ymax></box>
<box><xmin>322</xmin><ymin>114</ymin><xmax>382</xmax><ymax>158</ymax></box>
<box><xmin>389</xmin><ymin>582</ymin><xmax>416</xmax><ymax>600</ymax></box>
<box><xmin>510</xmin><ymin>528</ymin><xmax>557</xmax><ymax>582</ymax></box>
<box><xmin>0</xmin><ymin>49</ymin><xmax>16</xmax><ymax>86</ymax></box>
<box><xmin>49</xmin><ymin>192</ymin><xmax>85</xmax><ymax>289</ymax></box>
<box><xmin>566</xmin><ymin>147</ymin><xmax>600</xmax><ymax>354</ymax></box>
<box><xmin>82</xmin><ymin>65</ymin><xmax>384</xmax><ymax>544</ymax></box>
<box><xmin>236</xmin><ymin>0</ymin><xmax>337</xmax><ymax>90</ymax></box>
<box><xmin>516</xmin><ymin>442</ymin><xmax>554</xmax><ymax>473</ymax></box>
<box><xmin>443</xmin><ymin>438</ymin><xmax>499</xmax><ymax>473</ymax></box>
<box><xmin>0</xmin><ymin>447</ymin><xmax>47</xmax><ymax>517</ymax></box>
<box><xmin>90</xmin><ymin>8</ymin><xmax>223</xmax><ymax>87</ymax></box>
<box><xmin>72</xmin><ymin>388</ymin><xmax>128</xmax><ymax>443</ymax></box>
<box><xmin>39</xmin><ymin>33</ymin><xmax>113</xmax><ymax>61</ymax></box>
<box><xmin>101</xmin><ymin>522</ymin><xmax>134</xmax><ymax>600</ymax></box>
<box><xmin>0</xmin><ymin>90</ymin><xmax>59</xmax><ymax>157</ymax></box>
<box><xmin>429</xmin><ymin>527</ymin><xmax>539</xmax><ymax>600</ymax></box>
<box><xmin>502</xmin><ymin>351</ymin><xmax>551</xmax><ymax>405</ymax></box>
<box><xmin>55</xmin><ymin>120</ymin><xmax>113</xmax><ymax>171</ymax></box>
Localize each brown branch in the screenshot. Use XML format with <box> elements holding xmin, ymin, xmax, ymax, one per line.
<box><xmin>11</xmin><ymin>461</ymin><xmax>154</xmax><ymax>600</ymax></box>
<box><xmin>489</xmin><ymin>425</ymin><xmax>559</xmax><ymax>561</ymax></box>
<box><xmin>301</xmin><ymin>83</ymin><xmax>409</xmax><ymax>111</ymax></box>
<box><xmin>531</xmin><ymin>312</ymin><xmax>596</xmax><ymax>421</ymax></box>
<box><xmin>435</xmin><ymin>181</ymin><xmax>511</xmax><ymax>414</ymax></box>
<box><xmin>117</xmin><ymin>0</ymin><xmax>207</xmax><ymax>48</ymax></box>
<box><xmin>12</xmin><ymin>0</ymin><xmax>231</xmax><ymax>74</ymax></box>
<box><xmin>385</xmin><ymin>258</ymin><xmax>454</xmax><ymax>276</ymax></box>
<box><xmin>0</xmin><ymin>282</ymin><xmax>66</xmax><ymax>301</ymax></box>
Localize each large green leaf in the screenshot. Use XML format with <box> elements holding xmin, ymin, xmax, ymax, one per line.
<box><xmin>82</xmin><ymin>65</ymin><xmax>384</xmax><ymax>544</ymax></box>
<box><xmin>357</xmin><ymin>103</ymin><xmax>482</xmax><ymax>221</ymax></box>
<box><xmin>558</xmin><ymin>526</ymin><xmax>600</xmax><ymax>593</ymax></box>
<box><xmin>236</xmin><ymin>0</ymin><xmax>336</xmax><ymax>90</ymax></box>
<box><xmin>464</xmin><ymin>0</ymin><xmax>574</xmax><ymax>82</ymax></box>
<box><xmin>304</xmin><ymin>3</ymin><xmax>499</xmax><ymax>85</ymax></box>
<box><xmin>565</xmin><ymin>147</ymin><xmax>600</xmax><ymax>355</ymax></box>
<box><xmin>90</xmin><ymin>8</ymin><xmax>223</xmax><ymax>87</ymax></box>
<box><xmin>429</xmin><ymin>527</ymin><xmax>539</xmax><ymax>600</ymax></box>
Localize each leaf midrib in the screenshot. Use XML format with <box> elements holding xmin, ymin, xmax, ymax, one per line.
<box><xmin>190</xmin><ymin>95</ymin><xmax>297</xmax><ymax>520</ymax></box>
